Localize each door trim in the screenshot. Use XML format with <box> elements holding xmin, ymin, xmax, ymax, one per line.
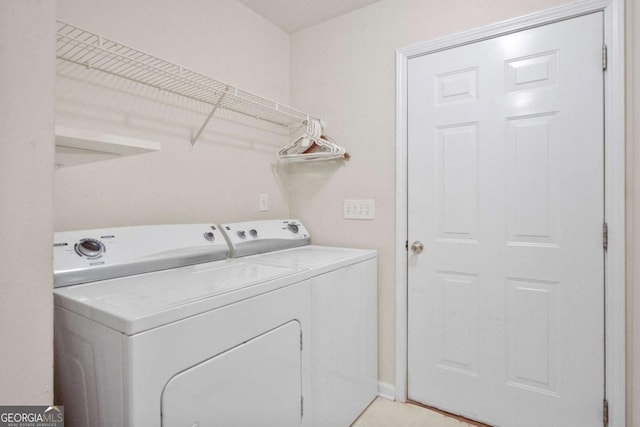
<box><xmin>394</xmin><ymin>1</ymin><xmax>625</xmax><ymax>425</ymax></box>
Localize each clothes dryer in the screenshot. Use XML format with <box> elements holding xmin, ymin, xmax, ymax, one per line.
<box><xmin>221</xmin><ymin>219</ymin><xmax>378</xmax><ymax>427</ymax></box>
<box><xmin>53</xmin><ymin>223</ymin><xmax>312</xmax><ymax>427</ymax></box>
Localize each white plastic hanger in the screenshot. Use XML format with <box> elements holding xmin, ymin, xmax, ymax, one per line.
<box><xmin>277</xmin><ymin>118</ymin><xmax>348</xmax><ymax>162</ymax></box>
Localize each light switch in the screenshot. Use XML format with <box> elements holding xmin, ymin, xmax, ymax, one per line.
<box><xmin>344</xmin><ymin>199</ymin><xmax>375</xmax><ymax>220</ymax></box>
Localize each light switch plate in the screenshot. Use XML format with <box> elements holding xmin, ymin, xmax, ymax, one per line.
<box><xmin>344</xmin><ymin>199</ymin><xmax>375</xmax><ymax>220</ymax></box>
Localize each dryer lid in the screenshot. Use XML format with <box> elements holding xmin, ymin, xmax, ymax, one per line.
<box><xmin>247</xmin><ymin>245</ymin><xmax>376</xmax><ymax>269</ymax></box>
<box><xmin>54</xmin><ymin>260</ymin><xmax>301</xmax><ymax>335</ymax></box>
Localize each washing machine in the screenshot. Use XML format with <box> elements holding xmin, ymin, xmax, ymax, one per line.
<box><xmin>53</xmin><ymin>223</ymin><xmax>313</xmax><ymax>427</ymax></box>
<box><xmin>221</xmin><ymin>219</ymin><xmax>378</xmax><ymax>427</ymax></box>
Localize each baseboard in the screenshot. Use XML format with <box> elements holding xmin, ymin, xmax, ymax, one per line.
<box><xmin>377</xmin><ymin>381</ymin><xmax>395</xmax><ymax>400</ymax></box>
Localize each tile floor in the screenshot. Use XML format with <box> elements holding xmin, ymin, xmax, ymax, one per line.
<box><xmin>352</xmin><ymin>398</ymin><xmax>477</xmax><ymax>427</ymax></box>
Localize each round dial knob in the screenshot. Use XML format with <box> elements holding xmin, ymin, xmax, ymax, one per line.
<box><xmin>76</xmin><ymin>239</ymin><xmax>105</xmax><ymax>258</ymax></box>
<box><xmin>237</xmin><ymin>230</ymin><xmax>246</xmax><ymax>239</ymax></box>
<box><xmin>203</xmin><ymin>232</ymin><xmax>215</xmax><ymax>242</ymax></box>
<box><xmin>287</xmin><ymin>224</ymin><xmax>299</xmax><ymax>234</ymax></box>
<box><xmin>249</xmin><ymin>229</ymin><xmax>258</xmax><ymax>238</ymax></box>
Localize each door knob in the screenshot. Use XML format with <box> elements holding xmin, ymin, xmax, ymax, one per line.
<box><xmin>410</xmin><ymin>241</ymin><xmax>424</xmax><ymax>254</ymax></box>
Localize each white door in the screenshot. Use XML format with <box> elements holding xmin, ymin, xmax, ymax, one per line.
<box><xmin>407</xmin><ymin>13</ymin><xmax>604</xmax><ymax>427</ymax></box>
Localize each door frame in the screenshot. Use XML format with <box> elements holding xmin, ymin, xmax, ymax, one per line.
<box><xmin>394</xmin><ymin>0</ymin><xmax>625</xmax><ymax>425</ymax></box>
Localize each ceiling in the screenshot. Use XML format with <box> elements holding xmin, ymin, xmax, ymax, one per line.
<box><xmin>237</xmin><ymin>0</ymin><xmax>383</xmax><ymax>34</ymax></box>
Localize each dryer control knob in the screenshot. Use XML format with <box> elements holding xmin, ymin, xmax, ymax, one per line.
<box><xmin>249</xmin><ymin>229</ymin><xmax>258</xmax><ymax>238</ymax></box>
<box><xmin>237</xmin><ymin>230</ymin><xmax>246</xmax><ymax>239</ymax></box>
<box><xmin>203</xmin><ymin>232</ymin><xmax>215</xmax><ymax>241</ymax></box>
<box><xmin>287</xmin><ymin>223</ymin><xmax>299</xmax><ymax>234</ymax></box>
<box><xmin>76</xmin><ymin>239</ymin><xmax>105</xmax><ymax>258</ymax></box>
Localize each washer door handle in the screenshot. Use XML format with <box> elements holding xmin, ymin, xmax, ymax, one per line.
<box><xmin>410</xmin><ymin>241</ymin><xmax>424</xmax><ymax>254</ymax></box>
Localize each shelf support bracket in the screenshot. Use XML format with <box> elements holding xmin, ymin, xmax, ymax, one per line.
<box><xmin>190</xmin><ymin>87</ymin><xmax>229</xmax><ymax>147</ymax></box>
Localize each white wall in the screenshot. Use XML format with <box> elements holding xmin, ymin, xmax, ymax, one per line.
<box><xmin>0</xmin><ymin>0</ymin><xmax>55</xmax><ymax>404</ymax></box>
<box><xmin>54</xmin><ymin>0</ymin><xmax>292</xmax><ymax>231</ymax></box>
<box><xmin>288</xmin><ymin>0</ymin><xmax>586</xmax><ymax>388</ymax></box>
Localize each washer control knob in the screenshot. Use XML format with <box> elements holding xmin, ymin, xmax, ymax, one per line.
<box><xmin>237</xmin><ymin>230</ymin><xmax>246</xmax><ymax>239</ymax></box>
<box><xmin>203</xmin><ymin>232</ymin><xmax>215</xmax><ymax>242</ymax></box>
<box><xmin>287</xmin><ymin>223</ymin><xmax>299</xmax><ymax>234</ymax></box>
<box><xmin>249</xmin><ymin>229</ymin><xmax>258</xmax><ymax>238</ymax></box>
<box><xmin>76</xmin><ymin>239</ymin><xmax>105</xmax><ymax>258</ymax></box>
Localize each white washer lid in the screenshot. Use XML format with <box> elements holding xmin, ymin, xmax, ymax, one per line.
<box><xmin>247</xmin><ymin>245</ymin><xmax>377</xmax><ymax>274</ymax></box>
<box><xmin>54</xmin><ymin>260</ymin><xmax>301</xmax><ymax>335</ymax></box>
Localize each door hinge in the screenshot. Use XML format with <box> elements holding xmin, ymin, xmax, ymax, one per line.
<box><xmin>603</xmin><ymin>399</ymin><xmax>609</xmax><ymax>426</ymax></box>
<box><xmin>300</xmin><ymin>330</ymin><xmax>303</xmax><ymax>351</ymax></box>
<box><xmin>603</xmin><ymin>45</ymin><xmax>608</xmax><ymax>71</ymax></box>
<box><xmin>603</xmin><ymin>222</ymin><xmax>608</xmax><ymax>251</ymax></box>
<box><xmin>405</xmin><ymin>240</ymin><xmax>408</xmax><ymax>251</ymax></box>
<box><xmin>301</xmin><ymin>396</ymin><xmax>304</xmax><ymax>418</ymax></box>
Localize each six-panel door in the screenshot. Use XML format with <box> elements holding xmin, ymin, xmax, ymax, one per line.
<box><xmin>408</xmin><ymin>12</ymin><xmax>605</xmax><ymax>427</ymax></box>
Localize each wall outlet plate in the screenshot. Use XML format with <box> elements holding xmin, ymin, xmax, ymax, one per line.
<box><xmin>259</xmin><ymin>193</ymin><xmax>269</xmax><ymax>212</ymax></box>
<box><xmin>344</xmin><ymin>199</ymin><xmax>375</xmax><ymax>220</ymax></box>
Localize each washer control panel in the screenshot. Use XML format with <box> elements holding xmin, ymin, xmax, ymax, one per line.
<box><xmin>54</xmin><ymin>224</ymin><xmax>229</xmax><ymax>287</ymax></box>
<box><xmin>75</xmin><ymin>238</ymin><xmax>106</xmax><ymax>258</ymax></box>
<box><xmin>221</xmin><ymin>219</ymin><xmax>310</xmax><ymax>258</ymax></box>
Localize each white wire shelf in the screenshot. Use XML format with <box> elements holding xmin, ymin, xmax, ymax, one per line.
<box><xmin>56</xmin><ymin>21</ymin><xmax>316</xmax><ymax>143</ymax></box>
